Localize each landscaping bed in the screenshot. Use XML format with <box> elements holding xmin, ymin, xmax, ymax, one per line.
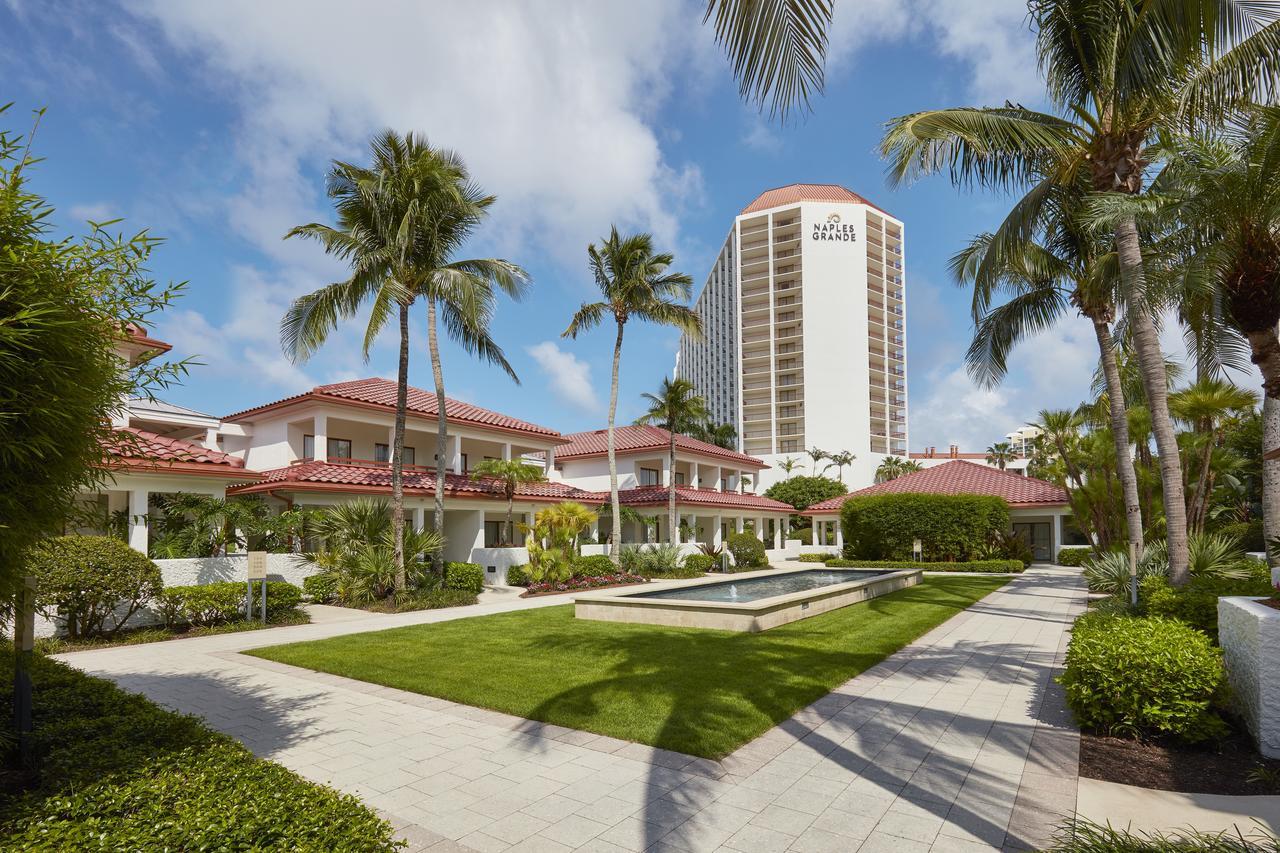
<box><xmin>521</xmin><ymin>573</ymin><xmax>648</xmax><ymax>597</ymax></box>
<box><xmin>1080</xmin><ymin>727</ymin><xmax>1280</xmax><ymax>795</ymax></box>
<box><xmin>35</xmin><ymin>609</ymin><xmax>310</xmax><ymax>654</ymax></box>
<box><xmin>246</xmin><ymin>575</ymin><xmax>1009</xmax><ymax>758</ymax></box>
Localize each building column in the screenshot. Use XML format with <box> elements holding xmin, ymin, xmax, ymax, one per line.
<box><xmin>735</xmin><ymin>516</ymin><xmax>745</xmax><ymax>534</ymax></box>
<box><xmin>313</xmin><ymin>412</ymin><xmax>327</xmax><ymax>461</ymax></box>
<box><xmin>817</xmin><ymin>520</ymin><xmax>826</xmax><ymax>546</ymax></box>
<box><xmin>712</xmin><ymin>515</ymin><xmax>723</xmax><ymax>549</ymax></box>
<box><xmin>502</xmin><ymin>442</ymin><xmax>512</xmax><ymax>461</ymax></box>
<box><xmin>711</xmin><ymin>466</ymin><xmax>722</xmax><ymax>491</ymax></box>
<box><xmin>202</xmin><ymin>427</ymin><xmax>219</xmax><ymax>451</ymax></box>
<box><xmin>447</xmin><ymin>434</ymin><xmax>463</xmax><ymax>474</ymax></box>
<box><xmin>835</xmin><ymin>520</ymin><xmax>845</xmax><ymax>553</ymax></box>
<box><xmin>545</xmin><ymin>446</ymin><xmax>555</xmax><ymax>477</ymax></box>
<box><xmin>690</xmin><ymin>466</ymin><xmax>700</xmax><ymax>489</ymax></box>
<box><xmin>127</xmin><ymin>488</ymin><xmax>149</xmax><ymax>554</ymax></box>
<box><xmin>661</xmin><ymin>456</ymin><xmax>671</xmax><ymax>488</ymax></box>
<box><xmin>1052</xmin><ymin>512</ymin><xmax>1064</xmax><ymax>563</ymax></box>
<box><xmin>411</xmin><ymin>506</ymin><xmax>425</xmax><ymax>532</ymax></box>
<box><xmin>773</xmin><ymin>520</ymin><xmax>783</xmax><ymax>550</ymax></box>
<box><xmin>756</xmin><ymin>516</ymin><xmax>764</xmax><ymax>540</ymax></box>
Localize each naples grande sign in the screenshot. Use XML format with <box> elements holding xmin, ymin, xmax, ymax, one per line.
<box><xmin>811</xmin><ymin>211</ymin><xmax>857</xmax><ymax>242</ymax></box>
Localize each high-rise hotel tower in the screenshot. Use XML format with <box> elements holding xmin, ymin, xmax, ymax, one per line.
<box><xmin>675</xmin><ymin>184</ymin><xmax>907</xmax><ymax>490</ymax></box>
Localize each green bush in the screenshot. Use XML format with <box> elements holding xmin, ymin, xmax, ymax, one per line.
<box><xmin>682</xmin><ymin>554</ymin><xmax>715</xmax><ymax>573</ymax></box>
<box><xmin>444</xmin><ymin>561</ymin><xmax>485</xmax><ymax>594</ymax></box>
<box><xmin>571</xmin><ymin>554</ymin><xmax>616</xmax><ymax>578</ymax></box>
<box><xmin>26</xmin><ymin>535</ymin><xmax>163</xmax><ymax>638</ymax></box>
<box><xmin>0</xmin><ymin>655</ymin><xmax>397</xmax><ymax>850</ymax></box>
<box><xmin>1141</xmin><ymin>563</ymin><xmax>1274</xmax><ymax>638</ymax></box>
<box><xmin>303</xmin><ymin>572</ymin><xmax>338</xmax><ymax>603</ymax></box>
<box><xmin>374</xmin><ymin>587</ymin><xmax>477</xmax><ymax>612</ymax></box>
<box><xmin>263</xmin><ymin>581</ymin><xmax>303</xmax><ymax>619</ymax></box>
<box><xmin>726</xmin><ymin>532</ymin><xmax>767</xmax><ymax>569</ymax></box>
<box><xmin>505</xmin><ymin>564</ymin><xmax>530</xmax><ymax>587</ymax></box>
<box><xmin>1217</xmin><ymin>519</ymin><xmax>1265</xmax><ymax>552</ymax></box>
<box><xmin>788</xmin><ymin>526</ymin><xmax>813</xmax><ymax>545</ymax></box>
<box><xmin>840</xmin><ymin>493</ymin><xmax>1010</xmax><ymax>561</ymax></box>
<box><xmin>823</xmin><ymin>558</ymin><xmax>1024</xmax><ymax>573</ymax></box>
<box><xmin>1056</xmin><ymin>546</ymin><xmax>1093</xmax><ymax>567</ymax></box>
<box><xmin>157</xmin><ymin>582</ymin><xmax>246</xmax><ymax>627</ymax></box>
<box><xmin>1060</xmin><ymin>612</ymin><xmax>1229</xmax><ymax>742</ymax></box>
<box><xmin>1083</xmin><ymin>550</ymin><xmax>1168</xmax><ymax>596</ymax></box>
<box><xmin>620</xmin><ymin>544</ymin><xmax>693</xmax><ymax>577</ymax></box>
<box><xmin>764</xmin><ymin>476</ymin><xmax>847</xmax><ymax>512</ymax></box>
<box><xmin>796</xmin><ymin>552</ymin><xmax>837</xmax><ymax>562</ymax></box>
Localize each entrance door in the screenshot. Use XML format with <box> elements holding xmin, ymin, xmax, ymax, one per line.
<box><xmin>1012</xmin><ymin>522</ymin><xmax>1051</xmax><ymax>562</ymax></box>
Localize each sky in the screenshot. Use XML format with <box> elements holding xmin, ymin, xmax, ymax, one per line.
<box><xmin>0</xmin><ymin>0</ymin><xmax>1234</xmax><ymax>451</ymax></box>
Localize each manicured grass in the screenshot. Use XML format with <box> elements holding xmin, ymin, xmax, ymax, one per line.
<box><xmin>247</xmin><ymin>575</ymin><xmax>1008</xmax><ymax>758</ymax></box>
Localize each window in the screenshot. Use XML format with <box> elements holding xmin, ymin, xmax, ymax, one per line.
<box><xmin>484</xmin><ymin>521</ymin><xmax>505</xmax><ymax>547</ymax></box>
<box><xmin>674</xmin><ymin>471</ymin><xmax>686</xmax><ymax>485</ymax></box>
<box><xmin>778</xmin><ymin>358</ymin><xmax>795</xmax><ymax>370</ymax></box>
<box><xmin>777</xmin><ymin>311</ymin><xmax>795</xmax><ymax>322</ymax></box>
<box><xmin>375</xmin><ymin>443</ymin><xmax>415</xmax><ymax>465</ymax></box>
<box><xmin>779</xmin><ymin>405</ymin><xmax>796</xmax><ymax>418</ymax></box>
<box><xmin>639</xmin><ymin>467</ymin><xmax>661</xmax><ymax>487</ymax></box>
<box><xmin>303</xmin><ymin>435</ymin><xmax>352</xmax><ymax>460</ymax></box>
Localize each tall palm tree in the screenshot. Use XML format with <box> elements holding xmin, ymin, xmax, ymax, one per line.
<box><xmin>777</xmin><ymin>456</ymin><xmax>801</xmax><ymax>478</ymax></box>
<box><xmin>806</xmin><ymin>446</ymin><xmax>827</xmax><ymax>477</ymax></box>
<box><xmin>470</xmin><ymin>458</ymin><xmax>546</xmax><ymax>546</ymax></box>
<box><xmin>878</xmin><ymin>3</ymin><xmax>1280</xmax><ymax>585</ymax></box>
<box><xmin>692</xmin><ymin>419</ymin><xmax>738</xmax><ymax>450</ymax></box>
<box><xmin>825</xmin><ymin>450</ymin><xmax>856</xmax><ymax>483</ymax></box>
<box><xmin>563</xmin><ymin>228</ymin><xmax>701</xmax><ymax>560</ymax></box>
<box><xmin>282</xmin><ymin>131</ymin><xmax>451</xmax><ymax>591</ymax></box>
<box><xmin>1170</xmin><ymin>378</ymin><xmax>1259</xmax><ymax>532</ymax></box>
<box><xmin>985</xmin><ymin>442</ymin><xmax>1015</xmax><ymax>471</ymax></box>
<box><xmin>875</xmin><ymin>456</ymin><xmax>921</xmax><ymax>483</ymax></box>
<box><xmin>636</xmin><ymin>377</ymin><xmax>709</xmax><ymax>546</ymax></box>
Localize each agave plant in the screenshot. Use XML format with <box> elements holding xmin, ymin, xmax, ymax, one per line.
<box><xmin>1143</xmin><ymin>533</ymin><xmax>1252</xmax><ymax>581</ymax></box>
<box><xmin>1083</xmin><ymin>550</ymin><xmax>1168</xmax><ymax>597</ymax></box>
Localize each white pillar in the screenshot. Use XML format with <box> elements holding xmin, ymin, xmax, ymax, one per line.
<box><xmin>313</xmin><ymin>412</ymin><xmax>327</xmax><ymax>461</ymax></box>
<box><xmin>735</xmin><ymin>516</ymin><xmax>745</xmax><ymax>534</ymax></box>
<box><xmin>1052</xmin><ymin>513</ymin><xmax>1064</xmax><ymax>563</ymax></box>
<box><xmin>448</xmin><ymin>434</ymin><xmax>463</xmax><ymax>474</ymax></box>
<box><xmin>202</xmin><ymin>427</ymin><xmax>220</xmax><ymax>451</ymax></box>
<box><xmin>412</xmin><ymin>506</ymin><xmax>425</xmax><ymax>532</ymax></box>
<box><xmin>661</xmin><ymin>456</ymin><xmax>671</xmax><ymax>487</ymax></box>
<box><xmin>690</xmin><ymin>466</ymin><xmax>700</xmax><ymax>489</ymax></box>
<box><xmin>711</xmin><ymin>466</ymin><xmax>722</xmax><ymax>491</ymax></box>
<box><xmin>773</xmin><ymin>520</ymin><xmax>783</xmax><ymax>550</ymax></box>
<box><xmin>817</xmin><ymin>520</ymin><xmax>826</xmax><ymax>547</ymax></box>
<box><xmin>127</xmin><ymin>488</ymin><xmax>149</xmax><ymax>554</ymax></box>
<box><xmin>712</xmin><ymin>515</ymin><xmax>723</xmax><ymax>548</ymax></box>
<box><xmin>545</xmin><ymin>446</ymin><xmax>555</xmax><ymax>477</ymax></box>
<box><xmin>835</xmin><ymin>520</ymin><xmax>845</xmax><ymax>553</ymax></box>
<box><xmin>756</xmin><ymin>516</ymin><xmax>764</xmax><ymax>540</ymax></box>
<box><xmin>502</xmin><ymin>442</ymin><xmax>512</xmax><ymax>461</ymax></box>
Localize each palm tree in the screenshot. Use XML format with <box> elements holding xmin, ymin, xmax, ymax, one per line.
<box><xmin>874</xmin><ymin>456</ymin><xmax>921</xmax><ymax>483</ymax></box>
<box><xmin>563</xmin><ymin>228</ymin><xmax>701</xmax><ymax>561</ymax></box>
<box><xmin>692</xmin><ymin>419</ymin><xmax>738</xmax><ymax>450</ymax></box>
<box><xmin>825</xmin><ymin>450</ymin><xmax>856</xmax><ymax>483</ymax></box>
<box><xmin>985</xmin><ymin>442</ymin><xmax>1015</xmax><ymax>471</ymax></box>
<box><xmin>283</xmin><ymin>131</ymin><xmax>450</xmax><ymax>590</ymax></box>
<box><xmin>469</xmin><ymin>459</ymin><xmax>546</xmax><ymax>546</ymax></box>
<box><xmin>636</xmin><ymin>377</ymin><xmax>709</xmax><ymax>546</ymax></box>
<box><xmin>777</xmin><ymin>456</ymin><xmax>801</xmax><ymax>478</ymax></box>
<box><xmin>806</xmin><ymin>446</ymin><xmax>827</xmax><ymax>477</ymax></box>
<box><xmin>1170</xmin><ymin>378</ymin><xmax>1259</xmax><ymax>533</ymax></box>
<box><xmin>878</xmin><ymin>4</ymin><xmax>1279</xmax><ymax>585</ymax></box>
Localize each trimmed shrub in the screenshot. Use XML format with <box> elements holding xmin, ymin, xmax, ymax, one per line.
<box><xmin>764</xmin><ymin>476</ymin><xmax>847</xmax><ymax>512</ymax></box>
<box><xmin>796</xmin><ymin>553</ymin><xmax>837</xmax><ymax>563</ymax></box>
<box><xmin>1060</xmin><ymin>612</ymin><xmax>1228</xmax><ymax>742</ymax></box>
<box><xmin>263</xmin><ymin>581</ymin><xmax>303</xmax><ymax>619</ymax></box>
<box><xmin>444</xmin><ymin>561</ymin><xmax>485</xmax><ymax>594</ymax></box>
<box><xmin>788</xmin><ymin>526</ymin><xmax>813</xmax><ymax>545</ymax></box>
<box><xmin>0</xmin><ymin>655</ymin><xmax>397</xmax><ymax>850</ymax></box>
<box><xmin>506</xmin><ymin>564</ymin><xmax>530</xmax><ymax>587</ymax></box>
<box><xmin>1056</xmin><ymin>547</ymin><xmax>1093</xmax><ymax>567</ymax></box>
<box><xmin>823</xmin><ymin>558</ymin><xmax>1023</xmax><ymax>573</ymax></box>
<box><xmin>1141</xmin><ymin>564</ymin><xmax>1274</xmax><ymax>638</ymax></box>
<box><xmin>26</xmin><ymin>535</ymin><xmax>163</xmax><ymax>638</ymax></box>
<box><xmin>572</xmin><ymin>554</ymin><xmax>616</xmax><ymax>578</ymax></box>
<box><xmin>303</xmin><ymin>572</ymin><xmax>338</xmax><ymax>603</ymax></box>
<box><xmin>840</xmin><ymin>493</ymin><xmax>1010</xmax><ymax>561</ymax></box>
<box><xmin>1217</xmin><ymin>519</ymin><xmax>1265</xmax><ymax>552</ymax></box>
<box><xmin>726</xmin><ymin>532</ymin><xmax>767</xmax><ymax>569</ymax></box>
<box><xmin>682</xmin><ymin>554</ymin><xmax>715</xmax><ymax>574</ymax></box>
<box><xmin>158</xmin><ymin>582</ymin><xmax>246</xmax><ymax>627</ymax></box>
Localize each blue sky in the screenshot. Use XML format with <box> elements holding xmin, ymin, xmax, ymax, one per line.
<box><xmin>2</xmin><ymin>0</ymin><xmax>1162</xmax><ymax>450</ymax></box>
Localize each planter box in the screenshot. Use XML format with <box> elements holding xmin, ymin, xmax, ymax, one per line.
<box><xmin>1219</xmin><ymin>596</ymin><xmax>1280</xmax><ymax>757</ymax></box>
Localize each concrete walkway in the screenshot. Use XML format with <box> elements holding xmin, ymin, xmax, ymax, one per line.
<box><xmin>57</xmin><ymin>566</ymin><xmax>1086</xmax><ymax>852</ymax></box>
<box><xmin>1078</xmin><ymin>777</ymin><xmax>1280</xmax><ymax>836</ymax></box>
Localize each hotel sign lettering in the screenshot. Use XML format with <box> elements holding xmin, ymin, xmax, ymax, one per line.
<box><xmin>811</xmin><ymin>212</ymin><xmax>857</xmax><ymax>243</ymax></box>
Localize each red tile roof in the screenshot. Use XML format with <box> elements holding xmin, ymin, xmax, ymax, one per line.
<box><xmin>802</xmin><ymin>460</ymin><xmax>1068</xmax><ymax>515</ymax></box>
<box><xmin>740</xmin><ymin>183</ymin><xmax>893</xmax><ymax>217</ymax></box>
<box><xmin>229</xmin><ymin>460</ymin><xmax>790</xmax><ymax>513</ymax></box>
<box><xmin>225</xmin><ymin>378</ymin><xmax>560</xmax><ymax>439</ymax></box>
<box><xmin>123</xmin><ymin>323</ymin><xmax>172</xmax><ymax>354</ymax></box>
<box><xmin>552</xmin><ymin>425</ymin><xmax>766</xmax><ymax>468</ymax></box>
<box><xmin>108</xmin><ymin>428</ymin><xmax>261</xmax><ymax>479</ymax></box>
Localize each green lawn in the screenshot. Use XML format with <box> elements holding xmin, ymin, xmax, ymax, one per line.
<box><xmin>246</xmin><ymin>575</ymin><xmax>1008</xmax><ymax>758</ymax></box>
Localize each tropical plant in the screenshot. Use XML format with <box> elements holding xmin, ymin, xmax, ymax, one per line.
<box><xmin>25</xmin><ymin>536</ymin><xmax>164</xmax><ymax>639</ymax></box>
<box><xmin>823</xmin><ymin>449</ymin><xmax>856</xmax><ymax>482</ymax></box>
<box><xmin>1170</xmin><ymin>378</ymin><xmax>1259</xmax><ymax>533</ymax></box>
<box><xmin>806</xmin><ymin>446</ymin><xmax>827</xmax><ymax>476</ymax></box>
<box><xmin>303</xmin><ymin>499</ymin><xmax>443</xmax><ymax>605</ymax></box>
<box><xmin>469</xmin><ymin>459</ymin><xmax>545</xmax><ymax>546</ymax></box>
<box><xmin>636</xmin><ymin>377</ymin><xmax>709</xmax><ymax>546</ymax></box>
<box><xmin>984</xmin><ymin>442</ymin><xmax>1015</xmax><ymax>471</ymax></box>
<box><xmin>283</xmin><ymin>131</ymin><xmax>527</xmax><ymax>585</ymax></box>
<box><xmin>690</xmin><ymin>419</ymin><xmax>737</xmax><ymax>450</ymax></box>
<box><xmin>874</xmin><ymin>456</ymin><xmax>921</xmax><ymax>483</ymax></box>
<box><xmin>777</xmin><ymin>456</ymin><xmax>801</xmax><ymax>478</ymax></box>
<box><xmin>149</xmin><ymin>494</ymin><xmax>273</xmax><ymax>558</ymax></box>
<box><xmin>563</xmin><ymin>227</ymin><xmax>700</xmax><ymax>560</ymax></box>
<box><xmin>763</xmin><ymin>475</ymin><xmax>846</xmax><ymax>513</ymax></box>
<box><xmin>524</xmin><ymin>502</ymin><xmax>598</xmax><ymax>583</ymax></box>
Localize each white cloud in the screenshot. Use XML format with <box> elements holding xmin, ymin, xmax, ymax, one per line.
<box><xmin>526</xmin><ymin>341</ymin><xmax>601</xmax><ymax>413</ymax></box>
<box><xmin>68</xmin><ymin>201</ymin><xmax>116</xmax><ymax>223</ymax></box>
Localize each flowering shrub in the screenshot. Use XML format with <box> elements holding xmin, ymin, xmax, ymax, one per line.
<box><xmin>525</xmin><ymin>572</ymin><xmax>645</xmax><ymax>595</ymax></box>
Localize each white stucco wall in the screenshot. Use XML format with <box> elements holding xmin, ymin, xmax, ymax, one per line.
<box><xmin>1219</xmin><ymin>596</ymin><xmax>1280</xmax><ymax>757</ymax></box>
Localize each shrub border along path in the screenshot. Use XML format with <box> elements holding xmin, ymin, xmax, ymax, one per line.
<box><xmin>56</xmin><ymin>567</ymin><xmax>1087</xmax><ymax>852</ymax></box>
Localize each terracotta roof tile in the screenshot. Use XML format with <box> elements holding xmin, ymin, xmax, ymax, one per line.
<box><xmin>802</xmin><ymin>460</ymin><xmax>1068</xmax><ymax>515</ymax></box>
<box><xmin>108</xmin><ymin>428</ymin><xmax>260</xmax><ymax>479</ymax></box>
<box><xmin>552</xmin><ymin>425</ymin><xmax>766</xmax><ymax>468</ymax></box>
<box><xmin>225</xmin><ymin>377</ymin><xmax>560</xmax><ymax>439</ymax></box>
<box><xmin>614</xmin><ymin>486</ymin><xmax>793</xmax><ymax>512</ymax></box>
<box><xmin>740</xmin><ymin>183</ymin><xmax>893</xmax><ymax>217</ymax></box>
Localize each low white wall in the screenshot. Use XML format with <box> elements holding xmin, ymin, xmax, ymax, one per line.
<box><xmin>469</xmin><ymin>547</ymin><xmax>528</xmax><ymax>586</ymax></box>
<box><xmin>1219</xmin><ymin>596</ymin><xmax>1280</xmax><ymax>757</ymax></box>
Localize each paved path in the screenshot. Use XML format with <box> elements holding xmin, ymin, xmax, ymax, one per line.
<box><xmin>57</xmin><ymin>566</ymin><xmax>1085</xmax><ymax>852</ymax></box>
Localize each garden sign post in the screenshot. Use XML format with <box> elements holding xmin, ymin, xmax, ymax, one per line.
<box><xmin>13</xmin><ymin>575</ymin><xmax>35</xmax><ymax>766</ymax></box>
<box><xmin>247</xmin><ymin>551</ymin><xmax>267</xmax><ymax>622</ymax></box>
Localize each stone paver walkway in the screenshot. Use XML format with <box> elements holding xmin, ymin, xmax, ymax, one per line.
<box><xmin>57</xmin><ymin>566</ymin><xmax>1085</xmax><ymax>852</ymax></box>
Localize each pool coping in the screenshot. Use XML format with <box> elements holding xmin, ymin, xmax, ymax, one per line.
<box><xmin>573</xmin><ymin>565</ymin><xmax>923</xmax><ymax>632</ymax></box>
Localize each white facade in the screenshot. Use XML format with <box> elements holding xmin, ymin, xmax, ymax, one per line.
<box><xmin>677</xmin><ymin>186</ymin><xmax>907</xmax><ymax>491</ymax></box>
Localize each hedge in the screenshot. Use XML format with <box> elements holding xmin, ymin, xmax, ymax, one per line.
<box><xmin>505</xmin><ymin>564</ymin><xmax>530</xmax><ymax>587</ymax></box>
<box><xmin>682</xmin><ymin>553</ymin><xmax>715</xmax><ymax>573</ymax></box>
<box><xmin>159</xmin><ymin>581</ymin><xmax>303</xmax><ymax>627</ymax></box>
<box><xmin>796</xmin><ymin>553</ymin><xmax>837</xmax><ymax>563</ymax></box>
<box><xmin>443</xmin><ymin>561</ymin><xmax>484</xmax><ymax>594</ymax></box>
<box><xmin>303</xmin><ymin>572</ymin><xmax>338</xmax><ymax>603</ymax></box>
<box><xmin>0</xmin><ymin>655</ymin><xmax>398</xmax><ymax>850</ymax></box>
<box><xmin>571</xmin><ymin>554</ymin><xmax>616</xmax><ymax>578</ymax></box>
<box><xmin>1216</xmin><ymin>519</ymin><xmax>1265</xmax><ymax>552</ymax></box>
<box><xmin>26</xmin><ymin>535</ymin><xmax>163</xmax><ymax>638</ymax></box>
<box><xmin>763</xmin><ymin>476</ymin><xmax>847</xmax><ymax>512</ymax></box>
<box><xmin>1141</xmin><ymin>564</ymin><xmax>1274</xmax><ymax>639</ymax></box>
<box><xmin>1060</xmin><ymin>612</ymin><xmax>1228</xmax><ymax>742</ymax></box>
<box><xmin>1055</xmin><ymin>546</ymin><xmax>1093</xmax><ymax>567</ymax></box>
<box><xmin>823</xmin><ymin>558</ymin><xmax>1024</xmax><ymax>573</ymax></box>
<box><xmin>840</xmin><ymin>493</ymin><xmax>1010</xmax><ymax>561</ymax></box>
<box><xmin>726</xmin><ymin>532</ymin><xmax>767</xmax><ymax>569</ymax></box>
<box><xmin>788</xmin><ymin>526</ymin><xmax>813</xmax><ymax>545</ymax></box>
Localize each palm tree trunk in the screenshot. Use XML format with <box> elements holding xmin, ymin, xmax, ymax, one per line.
<box><xmin>1092</xmin><ymin>316</ymin><xmax>1144</xmax><ymax>555</ymax></box>
<box><xmin>427</xmin><ymin>298</ymin><xmax>447</xmax><ymax>574</ymax></box>
<box><xmin>607</xmin><ymin>321</ymin><xmax>624</xmax><ymax>562</ymax></box>
<box><xmin>1115</xmin><ymin>215</ymin><xmax>1189</xmax><ymax>585</ymax></box>
<box><xmin>391</xmin><ymin>300</ymin><xmax>409</xmax><ymax>592</ymax></box>
<box><xmin>1246</xmin><ymin>325</ymin><xmax>1280</xmax><ymax>566</ymax></box>
<box><xmin>668</xmin><ymin>432</ymin><xmax>678</xmax><ymax>547</ymax></box>
<box><xmin>1189</xmin><ymin>425</ymin><xmax>1214</xmax><ymax>534</ymax></box>
<box><xmin>505</xmin><ymin>491</ymin><xmax>514</xmax><ymax>547</ymax></box>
